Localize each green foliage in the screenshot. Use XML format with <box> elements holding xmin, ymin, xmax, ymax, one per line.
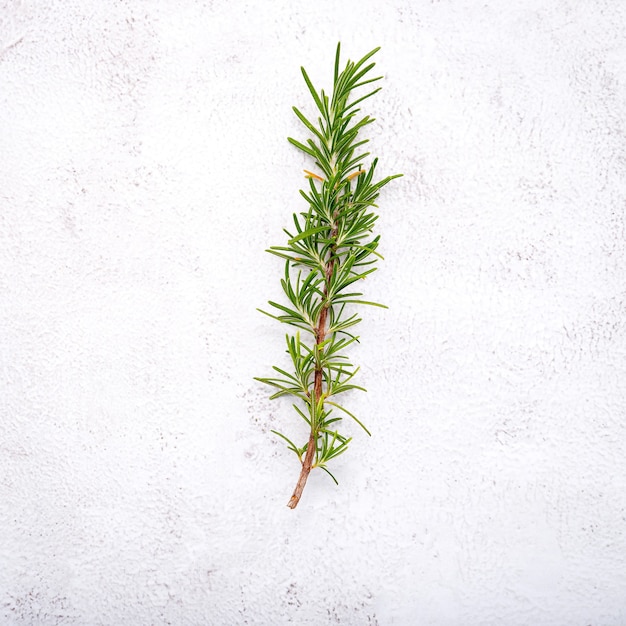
<box><xmin>256</xmin><ymin>43</ymin><xmax>401</xmax><ymax>494</ymax></box>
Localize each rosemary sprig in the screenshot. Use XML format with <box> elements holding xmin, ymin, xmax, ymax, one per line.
<box><xmin>256</xmin><ymin>43</ymin><xmax>401</xmax><ymax>508</ymax></box>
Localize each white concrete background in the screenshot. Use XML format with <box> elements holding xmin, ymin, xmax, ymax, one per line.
<box><xmin>1</xmin><ymin>0</ymin><xmax>625</xmax><ymax>624</ymax></box>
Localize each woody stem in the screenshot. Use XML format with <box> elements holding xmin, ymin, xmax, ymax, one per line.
<box><xmin>286</xmin><ymin>225</ymin><xmax>337</xmax><ymax>509</ymax></box>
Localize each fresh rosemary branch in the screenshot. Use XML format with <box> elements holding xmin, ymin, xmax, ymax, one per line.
<box><xmin>256</xmin><ymin>43</ymin><xmax>401</xmax><ymax>509</ymax></box>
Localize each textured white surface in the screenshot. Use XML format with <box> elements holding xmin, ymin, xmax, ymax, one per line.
<box><xmin>2</xmin><ymin>1</ymin><xmax>626</xmax><ymax>624</ymax></box>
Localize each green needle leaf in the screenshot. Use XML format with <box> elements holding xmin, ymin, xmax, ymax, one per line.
<box><xmin>288</xmin><ymin>226</ymin><xmax>329</xmax><ymax>244</ymax></box>
<box><xmin>325</xmin><ymin>401</ymin><xmax>372</xmax><ymax>436</ymax></box>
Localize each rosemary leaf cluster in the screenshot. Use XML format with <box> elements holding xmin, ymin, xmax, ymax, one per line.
<box><xmin>256</xmin><ymin>44</ymin><xmax>401</xmax><ymax>508</ymax></box>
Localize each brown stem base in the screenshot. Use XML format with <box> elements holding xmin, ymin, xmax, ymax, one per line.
<box><xmin>287</xmin><ymin>245</ymin><xmax>334</xmax><ymax>509</ymax></box>
<box><xmin>286</xmin><ymin>431</ymin><xmax>316</xmax><ymax>508</ymax></box>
